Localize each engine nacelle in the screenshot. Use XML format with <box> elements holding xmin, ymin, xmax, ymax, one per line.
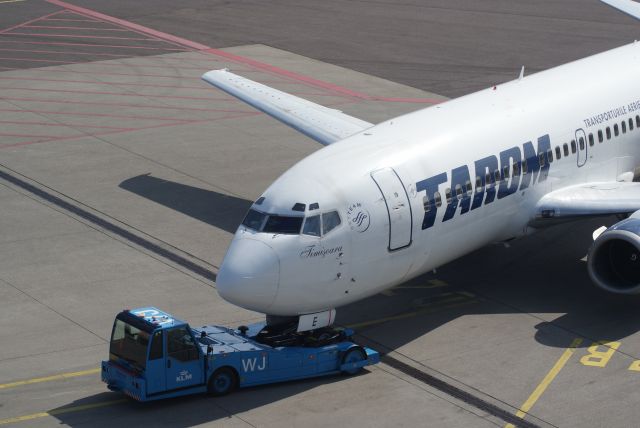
<box><xmin>588</xmin><ymin>216</ymin><xmax>640</xmax><ymax>294</ymax></box>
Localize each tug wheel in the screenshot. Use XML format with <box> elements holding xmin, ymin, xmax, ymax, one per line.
<box><xmin>341</xmin><ymin>346</ymin><xmax>367</xmax><ymax>375</ymax></box>
<box><xmin>208</xmin><ymin>367</ymin><xmax>237</xmax><ymax>396</ymax></box>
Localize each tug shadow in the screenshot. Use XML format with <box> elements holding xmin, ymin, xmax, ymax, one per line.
<box><xmin>52</xmin><ymin>373</ymin><xmax>363</xmax><ymax>427</ymax></box>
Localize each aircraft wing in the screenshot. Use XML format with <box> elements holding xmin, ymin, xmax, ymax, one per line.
<box><xmin>201</xmin><ymin>69</ymin><xmax>374</xmax><ymax>146</ymax></box>
<box><xmin>531</xmin><ymin>182</ymin><xmax>640</xmax><ymax>225</ymax></box>
<box><xmin>600</xmin><ymin>0</ymin><xmax>640</xmax><ymax>20</ymax></box>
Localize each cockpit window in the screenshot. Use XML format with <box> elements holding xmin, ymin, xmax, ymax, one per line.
<box><xmin>263</xmin><ymin>215</ymin><xmax>304</xmax><ymax>234</ymax></box>
<box><xmin>322</xmin><ymin>211</ymin><xmax>341</xmax><ymax>234</ymax></box>
<box><xmin>302</xmin><ymin>215</ymin><xmax>321</xmax><ymax>236</ymax></box>
<box><xmin>242</xmin><ymin>209</ymin><xmax>267</xmax><ymax>231</ymax></box>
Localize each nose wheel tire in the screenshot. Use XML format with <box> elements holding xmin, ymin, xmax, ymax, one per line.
<box><xmin>208</xmin><ymin>367</ymin><xmax>237</xmax><ymax>396</ymax></box>
<box><xmin>341</xmin><ymin>346</ymin><xmax>367</xmax><ymax>375</ymax></box>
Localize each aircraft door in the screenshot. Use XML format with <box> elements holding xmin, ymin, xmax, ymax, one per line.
<box><xmin>371</xmin><ymin>167</ymin><xmax>413</xmax><ymax>251</ymax></box>
<box><xmin>576</xmin><ymin>128</ymin><xmax>588</xmax><ymax>167</ymax></box>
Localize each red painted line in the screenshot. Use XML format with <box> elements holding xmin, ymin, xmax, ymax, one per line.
<box><xmin>0</xmin><ymin>86</ymin><xmax>233</xmax><ymax>101</ymax></box>
<box><xmin>43</xmin><ymin>0</ymin><xmax>441</xmax><ymax>104</ymax></box>
<box><xmin>0</xmin><ymin>76</ymin><xmax>208</xmax><ymax>90</ymax></box>
<box><xmin>64</xmin><ymin>61</ymin><xmax>219</xmax><ymax>71</ymax></box>
<box><xmin>0</xmin><ymin>39</ymin><xmax>188</xmax><ymax>51</ymax></box>
<box><xmin>0</xmin><ymin>120</ymin><xmax>129</xmax><ymax>130</ymax></box>
<box><xmin>46</xmin><ymin>0</ymin><xmax>209</xmax><ymax>49</ymax></box>
<box><xmin>2</xmin><ymin>97</ymin><xmax>247</xmax><ymax>113</ymax></box>
<box><xmin>0</xmin><ymin>56</ymin><xmax>75</xmax><ymax>63</ymax></box>
<box><xmin>0</xmin><ymin>133</ymin><xmax>66</xmax><ymax>138</ymax></box>
<box><xmin>10</xmin><ymin>67</ymin><xmax>253</xmax><ymax>80</ymax></box>
<box><xmin>41</xmin><ymin>18</ymin><xmax>101</xmax><ymax>23</ymax></box>
<box><xmin>4</xmin><ymin>32</ymin><xmax>164</xmax><ymax>42</ymax></box>
<box><xmin>0</xmin><ymin>10</ymin><xmax>64</xmax><ymax>34</ymax></box>
<box><xmin>0</xmin><ymin>112</ymin><xmax>260</xmax><ymax>149</ymax></box>
<box><xmin>0</xmin><ymin>108</ymin><xmax>201</xmax><ymax>122</ymax></box>
<box><xmin>23</xmin><ymin>25</ymin><xmax>130</xmax><ymax>31</ymax></box>
<box><xmin>0</xmin><ymin>48</ymin><xmax>127</xmax><ymax>57</ymax></box>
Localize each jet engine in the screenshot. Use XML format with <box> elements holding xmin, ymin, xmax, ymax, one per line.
<box><xmin>588</xmin><ymin>213</ymin><xmax>640</xmax><ymax>294</ymax></box>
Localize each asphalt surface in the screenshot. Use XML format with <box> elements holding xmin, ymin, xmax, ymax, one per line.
<box><xmin>2</xmin><ymin>0</ymin><xmax>640</xmax><ymax>97</ymax></box>
<box><xmin>2</xmin><ymin>0</ymin><xmax>640</xmax><ymax>427</ymax></box>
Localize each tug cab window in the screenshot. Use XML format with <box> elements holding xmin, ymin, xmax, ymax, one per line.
<box><xmin>322</xmin><ymin>211</ymin><xmax>341</xmax><ymax>234</ymax></box>
<box><xmin>167</xmin><ymin>327</ymin><xmax>199</xmax><ymax>362</ymax></box>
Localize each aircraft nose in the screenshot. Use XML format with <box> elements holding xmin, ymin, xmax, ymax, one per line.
<box><xmin>216</xmin><ymin>238</ymin><xmax>280</xmax><ymax>312</ymax></box>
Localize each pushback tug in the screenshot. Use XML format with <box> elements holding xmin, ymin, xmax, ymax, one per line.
<box><xmin>102</xmin><ymin>307</ymin><xmax>379</xmax><ymax>401</ymax></box>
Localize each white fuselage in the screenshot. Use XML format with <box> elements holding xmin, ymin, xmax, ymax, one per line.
<box><xmin>216</xmin><ymin>42</ymin><xmax>640</xmax><ymax>316</ymax></box>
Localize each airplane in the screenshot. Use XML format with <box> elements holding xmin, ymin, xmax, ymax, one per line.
<box><xmin>202</xmin><ymin>0</ymin><xmax>640</xmax><ymax>331</ymax></box>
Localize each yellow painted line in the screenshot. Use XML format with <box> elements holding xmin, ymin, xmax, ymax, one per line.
<box><xmin>0</xmin><ymin>399</ymin><xmax>126</xmax><ymax>426</ymax></box>
<box><xmin>505</xmin><ymin>338</ymin><xmax>583</xmax><ymax>428</ymax></box>
<box><xmin>0</xmin><ymin>368</ymin><xmax>100</xmax><ymax>390</ymax></box>
<box><xmin>0</xmin><ymin>0</ymin><xmax>26</xmax><ymax>4</ymax></box>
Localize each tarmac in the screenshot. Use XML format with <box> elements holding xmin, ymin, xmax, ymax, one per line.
<box><xmin>2</xmin><ymin>0</ymin><xmax>640</xmax><ymax>427</ymax></box>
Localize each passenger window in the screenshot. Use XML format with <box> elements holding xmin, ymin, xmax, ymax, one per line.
<box><xmin>302</xmin><ymin>215</ymin><xmax>321</xmax><ymax>236</ymax></box>
<box><xmin>423</xmin><ymin>196</ymin><xmax>431</xmax><ymax>212</ymax></box>
<box><xmin>494</xmin><ymin>169</ymin><xmax>501</xmax><ymax>183</ymax></box>
<box><xmin>485</xmin><ymin>172</ymin><xmax>492</xmax><ymax>185</ymax></box>
<box><xmin>513</xmin><ymin>162</ymin><xmax>520</xmax><ymax>176</ymax></box>
<box><xmin>475</xmin><ymin>176</ymin><xmax>482</xmax><ymax>189</ymax></box>
<box><xmin>149</xmin><ymin>331</ymin><xmax>163</xmax><ymax>360</ymax></box>
<box><xmin>465</xmin><ymin>179</ymin><xmax>473</xmax><ymax>196</ymax></box>
<box><xmin>588</xmin><ymin>133</ymin><xmax>594</xmax><ymax>146</ymax></box>
<box><xmin>606</xmin><ymin>127</ymin><xmax>611</xmax><ymax>139</ymax></box>
<box><xmin>322</xmin><ymin>211</ymin><xmax>341</xmax><ymax>234</ymax></box>
<box><xmin>502</xmin><ymin>165</ymin><xmax>509</xmax><ymax>179</ymax></box>
<box><xmin>547</xmin><ymin>149</ymin><xmax>553</xmax><ymax>163</ymax></box>
<box><xmin>563</xmin><ymin>143</ymin><xmax>569</xmax><ymax>156</ymax></box>
<box><xmin>598</xmin><ymin>130</ymin><xmax>603</xmax><ymax>143</ymax></box>
<box><xmin>579</xmin><ymin>137</ymin><xmax>585</xmax><ymax>150</ymax></box>
<box><xmin>622</xmin><ymin>121</ymin><xmax>627</xmax><ymax>133</ymax></box>
<box><xmin>434</xmin><ymin>191</ymin><xmax>442</xmax><ymax>207</ymax></box>
<box><xmin>555</xmin><ymin>147</ymin><xmax>561</xmax><ymax>159</ymax></box>
<box><xmin>630</xmin><ymin>118</ymin><xmax>634</xmax><ymax>131</ymax></box>
<box><xmin>522</xmin><ymin>159</ymin><xmax>528</xmax><ymax>174</ymax></box>
<box><xmin>167</xmin><ymin>327</ymin><xmax>199</xmax><ymax>362</ymax></box>
<box><xmin>614</xmin><ymin>124</ymin><xmax>619</xmax><ymax>136</ymax></box>
<box><xmin>636</xmin><ymin>115</ymin><xmax>640</xmax><ymax>128</ymax></box>
<box><xmin>571</xmin><ymin>140</ymin><xmax>577</xmax><ymax>153</ymax></box>
<box><xmin>539</xmin><ymin>153</ymin><xmax>546</xmax><ymax>167</ymax></box>
<box><xmin>455</xmin><ymin>184</ymin><xmax>463</xmax><ymax>199</ymax></box>
<box><xmin>445</xmin><ymin>188</ymin><xmax>452</xmax><ymax>203</ymax></box>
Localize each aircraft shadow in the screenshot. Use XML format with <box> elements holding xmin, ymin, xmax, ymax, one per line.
<box><xmin>120</xmin><ymin>174</ymin><xmax>640</xmax><ymax>350</ymax></box>
<box><xmin>337</xmin><ymin>216</ymin><xmax>640</xmax><ymax>350</ymax></box>
<box><xmin>51</xmin><ymin>374</ymin><xmax>363</xmax><ymax>427</ymax></box>
<box><xmin>119</xmin><ymin>174</ymin><xmax>252</xmax><ymax>234</ymax></box>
